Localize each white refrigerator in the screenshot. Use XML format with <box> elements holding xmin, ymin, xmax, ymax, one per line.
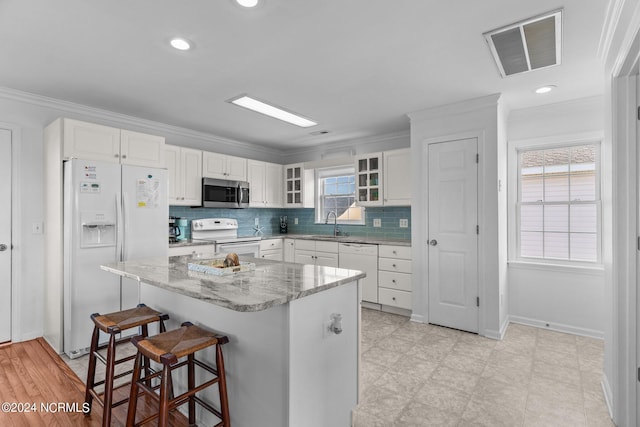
<box><xmin>63</xmin><ymin>159</ymin><xmax>168</xmax><ymax>358</ymax></box>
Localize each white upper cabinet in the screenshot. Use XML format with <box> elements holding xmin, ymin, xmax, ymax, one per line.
<box><xmin>165</xmin><ymin>145</ymin><xmax>202</xmax><ymax>206</ymax></box>
<box><xmin>120</xmin><ymin>130</ymin><xmax>165</xmax><ymax>168</ymax></box>
<box><xmin>202</xmin><ymin>152</ymin><xmax>247</xmax><ymax>181</ymax></box>
<box><xmin>383</xmin><ymin>148</ymin><xmax>411</xmax><ymax>206</ymax></box>
<box><xmin>283</xmin><ymin>163</ymin><xmax>315</xmax><ymax>208</ymax></box>
<box><xmin>355</xmin><ymin>152</ymin><xmax>383</xmax><ymax>206</ymax></box>
<box><xmin>62</xmin><ymin>118</ymin><xmax>164</xmax><ymax>168</ymax></box>
<box><xmin>248</xmin><ymin>160</ymin><xmax>283</xmax><ymax>208</ymax></box>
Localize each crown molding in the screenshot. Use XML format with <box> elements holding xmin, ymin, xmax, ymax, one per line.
<box><xmin>280</xmin><ymin>129</ymin><xmax>410</xmax><ymax>161</ymax></box>
<box><xmin>407</xmin><ymin>93</ymin><xmax>502</xmax><ymax>122</ymax></box>
<box><xmin>0</xmin><ymin>86</ymin><xmax>281</xmax><ymax>157</ymax></box>
<box><xmin>598</xmin><ymin>0</ymin><xmax>625</xmax><ymax>64</ymax></box>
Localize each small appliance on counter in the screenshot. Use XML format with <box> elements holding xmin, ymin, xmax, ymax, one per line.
<box><xmin>169</xmin><ymin>216</ymin><xmax>181</xmax><ymax>243</ymax></box>
<box><xmin>176</xmin><ymin>218</ymin><xmax>189</xmax><ymax>241</ymax></box>
<box><xmin>279</xmin><ymin>216</ymin><xmax>288</xmax><ymax>234</ymax></box>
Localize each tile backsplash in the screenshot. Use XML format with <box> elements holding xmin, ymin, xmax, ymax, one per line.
<box><xmin>169</xmin><ymin>206</ymin><xmax>411</xmax><ymax>240</ymax></box>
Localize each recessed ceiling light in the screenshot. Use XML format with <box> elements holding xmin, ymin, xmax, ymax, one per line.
<box><xmin>236</xmin><ymin>0</ymin><xmax>259</xmax><ymax>7</ymax></box>
<box><xmin>535</xmin><ymin>85</ymin><xmax>556</xmax><ymax>94</ymax></box>
<box><xmin>227</xmin><ymin>95</ymin><xmax>317</xmax><ymax>128</ymax></box>
<box><xmin>170</xmin><ymin>38</ymin><xmax>192</xmax><ymax>51</ymax></box>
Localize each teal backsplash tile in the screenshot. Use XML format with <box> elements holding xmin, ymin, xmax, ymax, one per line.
<box><xmin>169</xmin><ymin>206</ymin><xmax>411</xmax><ymax>240</ymax></box>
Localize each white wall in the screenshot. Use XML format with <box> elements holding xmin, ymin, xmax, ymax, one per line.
<box><xmin>506</xmin><ymin>96</ymin><xmax>606</xmax><ymax>338</ymax></box>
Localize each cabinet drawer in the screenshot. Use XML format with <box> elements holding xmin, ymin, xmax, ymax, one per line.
<box><xmin>378</xmin><ymin>257</ymin><xmax>412</xmax><ymax>274</ymax></box>
<box><xmin>378</xmin><ymin>288</ymin><xmax>411</xmax><ymax>310</ymax></box>
<box><xmin>378</xmin><ymin>245</ymin><xmax>411</xmax><ymax>259</ymax></box>
<box><xmin>315</xmin><ymin>241</ymin><xmax>338</xmax><ymax>253</ymax></box>
<box><xmin>260</xmin><ymin>250</ymin><xmax>283</xmax><ymax>261</ymax></box>
<box><xmin>260</xmin><ymin>238</ymin><xmax>283</xmax><ymax>251</ymax></box>
<box><xmin>295</xmin><ymin>239</ymin><xmax>316</xmax><ymax>251</ymax></box>
<box><xmin>378</xmin><ymin>271</ymin><xmax>412</xmax><ymax>292</ymax></box>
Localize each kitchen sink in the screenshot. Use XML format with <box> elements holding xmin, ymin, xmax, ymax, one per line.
<box><xmin>308</xmin><ymin>235</ymin><xmax>341</xmax><ymax>240</ymax></box>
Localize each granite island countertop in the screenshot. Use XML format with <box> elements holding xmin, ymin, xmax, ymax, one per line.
<box><xmin>101</xmin><ymin>255</ymin><xmax>365</xmax><ymax>313</ymax></box>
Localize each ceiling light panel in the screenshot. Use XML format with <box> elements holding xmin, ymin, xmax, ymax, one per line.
<box><xmin>227</xmin><ymin>95</ymin><xmax>317</xmax><ymax>128</ymax></box>
<box><xmin>484</xmin><ymin>9</ymin><xmax>562</xmax><ymax>78</ymax></box>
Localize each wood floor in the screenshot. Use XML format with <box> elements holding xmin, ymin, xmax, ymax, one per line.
<box><xmin>0</xmin><ymin>338</ymin><xmax>188</xmax><ymax>427</ymax></box>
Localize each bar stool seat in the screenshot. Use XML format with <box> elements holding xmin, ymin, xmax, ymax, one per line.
<box><xmin>127</xmin><ymin>322</ymin><xmax>230</xmax><ymax>427</ymax></box>
<box><xmin>84</xmin><ymin>303</ymin><xmax>169</xmax><ymax>427</ymax></box>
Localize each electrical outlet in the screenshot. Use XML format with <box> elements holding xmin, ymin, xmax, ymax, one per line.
<box><xmin>373</xmin><ymin>218</ymin><xmax>381</xmax><ymax>227</ymax></box>
<box><xmin>32</xmin><ymin>222</ymin><xmax>43</xmax><ymax>234</ymax></box>
<box><xmin>294</xmin><ymin>218</ymin><xmax>298</xmax><ymax>225</ymax></box>
<box><xmin>399</xmin><ymin>219</ymin><xmax>408</xmax><ymax>228</ymax></box>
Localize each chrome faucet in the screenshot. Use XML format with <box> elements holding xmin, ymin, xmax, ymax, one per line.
<box><xmin>325</xmin><ymin>211</ymin><xmax>339</xmax><ymax>236</ymax></box>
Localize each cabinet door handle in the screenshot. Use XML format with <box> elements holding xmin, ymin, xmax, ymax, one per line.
<box><xmin>121</xmin><ymin>154</ymin><xmax>127</xmax><ymax>159</ymax></box>
<box><xmin>114</xmin><ymin>154</ymin><xmax>119</xmax><ymax>158</ymax></box>
<box><xmin>392</xmin><ymin>250</ymin><xmax>397</xmax><ymax>254</ymax></box>
<box><xmin>392</xmin><ymin>264</ymin><xmax>397</xmax><ymax>268</ymax></box>
<box><xmin>392</xmin><ymin>297</ymin><xmax>396</xmax><ymax>301</ymax></box>
<box><xmin>392</xmin><ymin>279</ymin><xmax>396</xmax><ymax>283</ymax></box>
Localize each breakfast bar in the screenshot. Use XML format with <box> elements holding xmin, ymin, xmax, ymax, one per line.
<box><xmin>101</xmin><ymin>254</ymin><xmax>364</xmax><ymax>427</ymax></box>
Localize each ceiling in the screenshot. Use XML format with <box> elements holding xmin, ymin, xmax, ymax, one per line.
<box><xmin>0</xmin><ymin>1</ymin><xmax>606</xmax><ymax>151</ymax></box>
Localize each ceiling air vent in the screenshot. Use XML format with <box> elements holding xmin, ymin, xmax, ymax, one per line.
<box><xmin>484</xmin><ymin>9</ymin><xmax>562</xmax><ymax>78</ymax></box>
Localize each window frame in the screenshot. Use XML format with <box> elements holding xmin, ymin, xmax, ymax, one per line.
<box><xmin>315</xmin><ymin>166</ymin><xmax>365</xmax><ymax>225</ymax></box>
<box><xmin>508</xmin><ymin>133</ymin><xmax>604</xmax><ymax>268</ymax></box>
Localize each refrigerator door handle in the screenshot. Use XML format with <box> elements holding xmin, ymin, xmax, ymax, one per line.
<box><xmin>116</xmin><ymin>192</ymin><xmax>124</xmax><ymax>261</ymax></box>
<box><xmin>122</xmin><ymin>192</ymin><xmax>129</xmax><ymax>261</ymax></box>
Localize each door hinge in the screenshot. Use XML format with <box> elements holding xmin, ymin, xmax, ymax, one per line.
<box><xmin>476</xmin><ymin>153</ymin><xmax>479</xmax><ymax>163</ymax></box>
<box><xmin>476</xmin><ymin>297</ymin><xmax>480</xmax><ymax>307</ymax></box>
<box><xmin>638</xmin><ymin>367</ymin><xmax>640</xmax><ymax>382</ymax></box>
<box><xmin>476</xmin><ymin>225</ymin><xmax>479</xmax><ymax>235</ymax></box>
<box><xmin>637</xmin><ymin>106</ymin><xmax>640</xmax><ymax>120</ymax></box>
<box><xmin>638</xmin><ymin>236</ymin><xmax>640</xmax><ymax>251</ymax></box>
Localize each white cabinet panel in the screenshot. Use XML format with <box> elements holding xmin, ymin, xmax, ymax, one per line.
<box><xmin>63</xmin><ymin>119</ymin><xmax>164</xmax><ymax>168</ymax></box>
<box><xmin>383</xmin><ymin>148</ymin><xmax>411</xmax><ymax>206</ymax></box>
<box><xmin>378</xmin><ymin>271</ymin><xmax>412</xmax><ymax>292</ymax></box>
<box><xmin>120</xmin><ymin>130</ymin><xmax>165</xmax><ymax>168</ymax></box>
<box><xmin>378</xmin><ymin>288</ymin><xmax>412</xmax><ymax>310</ymax></box>
<box><xmin>168</xmin><ymin>244</ymin><xmax>217</xmax><ymax>257</ymax></box>
<box><xmin>378</xmin><ymin>258</ymin><xmax>412</xmax><ymax>274</ymax></box>
<box><xmin>63</xmin><ymin>119</ymin><xmax>120</xmax><ymax>163</ymax></box>
<box><xmin>165</xmin><ymin>145</ymin><xmax>202</xmax><ymax>206</ymax></box>
<box><xmin>378</xmin><ymin>245</ymin><xmax>412</xmax><ymax>259</ymax></box>
<box><xmin>284</xmin><ymin>239</ymin><xmax>295</xmax><ymax>262</ymax></box>
<box><xmin>249</xmin><ymin>160</ymin><xmax>282</xmax><ymax>207</ymax></box>
<box><xmin>203</xmin><ymin>152</ymin><xmax>247</xmax><ymax>181</ymax></box>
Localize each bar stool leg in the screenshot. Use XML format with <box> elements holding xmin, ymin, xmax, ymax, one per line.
<box><xmin>188</xmin><ymin>354</ymin><xmax>196</xmax><ymax>425</ymax></box>
<box><xmin>84</xmin><ymin>325</ymin><xmax>100</xmax><ymax>415</ymax></box>
<box><xmin>126</xmin><ymin>351</ymin><xmax>143</xmax><ymax>427</ymax></box>
<box><xmin>216</xmin><ymin>344</ymin><xmax>231</xmax><ymax>426</ymax></box>
<box><xmin>158</xmin><ymin>365</ymin><xmax>172</xmax><ymax>427</ymax></box>
<box><xmin>102</xmin><ymin>332</ymin><xmax>117</xmax><ymax>427</ymax></box>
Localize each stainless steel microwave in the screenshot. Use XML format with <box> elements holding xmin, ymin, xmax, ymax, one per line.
<box><xmin>202</xmin><ymin>178</ymin><xmax>250</xmax><ymax>208</ymax></box>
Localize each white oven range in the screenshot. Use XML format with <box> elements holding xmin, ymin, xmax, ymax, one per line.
<box><xmin>191</xmin><ymin>218</ymin><xmax>261</xmax><ymax>257</ymax></box>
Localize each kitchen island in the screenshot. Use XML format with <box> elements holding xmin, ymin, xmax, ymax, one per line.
<box><xmin>101</xmin><ymin>254</ymin><xmax>364</xmax><ymax>427</ymax></box>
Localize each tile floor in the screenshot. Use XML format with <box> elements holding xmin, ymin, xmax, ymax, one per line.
<box><xmin>354</xmin><ymin>308</ymin><xmax>614</xmax><ymax>427</ymax></box>
<box><xmin>62</xmin><ymin>309</ymin><xmax>615</xmax><ymax>427</ymax></box>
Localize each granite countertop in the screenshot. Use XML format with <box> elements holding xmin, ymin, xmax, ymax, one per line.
<box><xmin>101</xmin><ymin>255</ymin><xmax>365</xmax><ymax>313</ymax></box>
<box><xmin>169</xmin><ymin>234</ymin><xmax>411</xmax><ymax>248</ymax></box>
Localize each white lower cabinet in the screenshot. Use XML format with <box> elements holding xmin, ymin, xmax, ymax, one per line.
<box><xmin>378</xmin><ymin>245</ymin><xmax>412</xmax><ymax>310</ymax></box>
<box><xmin>284</xmin><ymin>238</ymin><xmax>295</xmax><ymax>262</ymax></box>
<box><xmin>260</xmin><ymin>238</ymin><xmax>283</xmax><ymax>261</ymax></box>
<box><xmin>294</xmin><ymin>240</ymin><xmax>338</xmax><ymax>267</ymax></box>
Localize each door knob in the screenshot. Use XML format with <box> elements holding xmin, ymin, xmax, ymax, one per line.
<box><xmin>0</xmin><ymin>244</ymin><xmax>7</xmax><ymax>251</ymax></box>
<box><xmin>429</xmin><ymin>239</ymin><xmax>438</xmax><ymax>246</ymax></box>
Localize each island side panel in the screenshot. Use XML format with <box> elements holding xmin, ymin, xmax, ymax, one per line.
<box><xmin>288</xmin><ymin>279</ymin><xmax>360</xmax><ymax>427</ymax></box>
<box><xmin>140</xmin><ymin>282</ymin><xmax>289</xmax><ymax>427</ymax></box>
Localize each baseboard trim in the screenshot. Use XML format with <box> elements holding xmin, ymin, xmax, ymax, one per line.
<box><xmin>601</xmin><ymin>374</ymin><xmax>614</xmax><ymax>420</ymax></box>
<box><xmin>410</xmin><ymin>313</ymin><xmax>426</xmax><ymax>323</ymax></box>
<box><xmin>509</xmin><ymin>315</ymin><xmax>603</xmax><ymax>339</ymax></box>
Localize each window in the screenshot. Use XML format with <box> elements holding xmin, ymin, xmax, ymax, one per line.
<box><xmin>517</xmin><ymin>144</ymin><xmax>600</xmax><ymax>263</ymax></box>
<box><xmin>316</xmin><ymin>167</ymin><xmax>365</xmax><ymax>224</ymax></box>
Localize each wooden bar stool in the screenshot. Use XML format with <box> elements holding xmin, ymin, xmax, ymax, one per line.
<box><xmin>126</xmin><ymin>321</ymin><xmax>230</xmax><ymax>427</ymax></box>
<box><xmin>84</xmin><ymin>303</ymin><xmax>169</xmax><ymax>427</ymax></box>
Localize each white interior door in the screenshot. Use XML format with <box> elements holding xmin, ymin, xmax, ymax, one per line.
<box><xmin>0</xmin><ymin>129</ymin><xmax>12</xmax><ymax>343</ymax></box>
<box><xmin>428</xmin><ymin>138</ymin><xmax>479</xmax><ymax>333</ymax></box>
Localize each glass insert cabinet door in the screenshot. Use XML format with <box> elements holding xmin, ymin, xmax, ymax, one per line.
<box><xmin>284</xmin><ymin>163</ymin><xmax>304</xmax><ymax>206</ymax></box>
<box><xmin>355</xmin><ymin>153</ymin><xmax>383</xmax><ymax>206</ymax></box>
